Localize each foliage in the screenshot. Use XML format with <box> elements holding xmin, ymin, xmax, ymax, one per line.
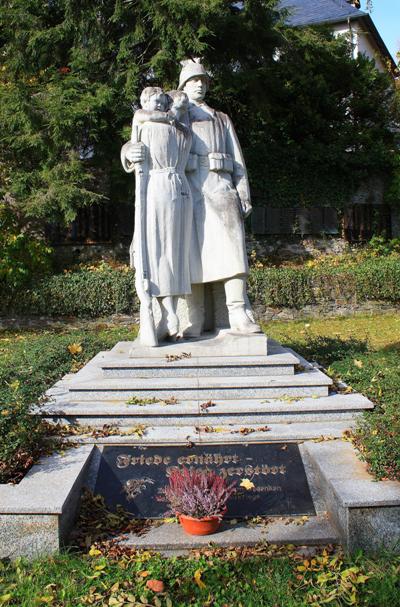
<box><xmin>2</xmin><ymin>255</ymin><xmax>400</xmax><ymax>317</ymax></box>
<box><xmin>236</xmin><ymin>25</ymin><xmax>398</xmax><ymax>208</ymax></box>
<box><xmin>334</xmin><ymin>350</ymin><xmax>400</xmax><ymax>481</ymax></box>
<box><xmin>248</xmin><ymin>256</ymin><xmax>400</xmax><ymax>309</ymax></box>
<box><xmin>366</xmin><ymin>235</ymin><xmax>400</xmax><ymax>256</ymax></box>
<box><xmin>0</xmin><ymin>0</ymin><xmax>280</xmax><ymax>224</ymax></box>
<box><xmin>0</xmin><ymin>197</ymin><xmax>52</xmax><ymax>290</ymax></box>
<box><xmin>267</xmin><ymin>313</ymin><xmax>400</xmax><ymax>481</ymax></box>
<box><xmin>159</xmin><ymin>467</ymin><xmax>236</xmax><ymax>519</ymax></box>
<box><xmin>0</xmin><ymin>325</ymin><xmax>135</xmax><ymax>482</ymax></box>
<box><xmin>0</xmin><ymin>393</ymin><xmax>49</xmax><ymax>484</ymax></box>
<box><xmin>1</xmin><ymin>1</ymin><xmax>398</xmax><ymax>228</ymax></box>
<box><xmin>0</xmin><ymin>262</ymin><xmax>138</xmax><ymax>317</ymax></box>
<box><xmin>0</xmin><ymin>545</ymin><xmax>398</xmax><ymax>606</ymax></box>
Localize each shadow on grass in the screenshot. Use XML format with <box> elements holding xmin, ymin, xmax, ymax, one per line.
<box><xmin>283</xmin><ymin>336</ymin><xmax>369</xmax><ymax>367</ymax></box>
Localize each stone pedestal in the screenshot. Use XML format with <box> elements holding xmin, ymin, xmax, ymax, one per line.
<box><xmin>129</xmin><ymin>329</ymin><xmax>268</xmax><ymax>358</ymax></box>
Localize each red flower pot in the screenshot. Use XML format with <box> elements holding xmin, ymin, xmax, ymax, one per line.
<box><xmin>178</xmin><ymin>513</ymin><xmax>222</xmax><ymax>535</ymax></box>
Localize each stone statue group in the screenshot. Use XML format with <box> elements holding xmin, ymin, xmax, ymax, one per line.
<box><xmin>121</xmin><ymin>59</ymin><xmax>260</xmax><ymax>346</ymax></box>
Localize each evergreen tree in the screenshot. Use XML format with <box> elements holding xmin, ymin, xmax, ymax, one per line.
<box><xmin>0</xmin><ymin>0</ymin><xmax>397</xmax><ymax>227</ymax></box>
<box><xmin>0</xmin><ymin>0</ymin><xmax>280</xmax><ymax>225</ymax></box>
<box><xmin>238</xmin><ymin>25</ymin><xmax>398</xmax><ymax>208</ymax></box>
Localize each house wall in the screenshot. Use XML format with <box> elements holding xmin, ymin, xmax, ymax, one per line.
<box><xmin>332</xmin><ymin>22</ymin><xmax>387</xmax><ymax>72</ymax></box>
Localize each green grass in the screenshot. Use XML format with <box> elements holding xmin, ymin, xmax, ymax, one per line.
<box><xmin>1</xmin><ymin>313</ymin><xmax>399</xmax><ymax>482</ymax></box>
<box><xmin>0</xmin><ymin>324</ymin><xmax>137</xmax><ymax>483</ymax></box>
<box><xmin>1</xmin><ymin>315</ymin><xmax>400</xmax><ymax>605</ymax></box>
<box><xmin>0</xmin><ymin>325</ymin><xmax>137</xmax><ymax>406</ymax></box>
<box><xmin>0</xmin><ymin>548</ymin><xmax>399</xmax><ymax>607</ymax></box>
<box><xmin>266</xmin><ymin>314</ymin><xmax>400</xmax><ymax>480</ymax></box>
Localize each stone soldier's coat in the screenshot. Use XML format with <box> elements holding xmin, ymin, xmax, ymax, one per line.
<box><xmin>186</xmin><ymin>103</ymin><xmax>249</xmax><ymax>284</ymax></box>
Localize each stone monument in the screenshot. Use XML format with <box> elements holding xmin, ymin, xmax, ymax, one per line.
<box><xmin>121</xmin><ymin>59</ymin><xmax>261</xmax><ymax>346</ymax></box>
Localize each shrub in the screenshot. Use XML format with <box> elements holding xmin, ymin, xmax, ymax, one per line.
<box><xmin>159</xmin><ymin>467</ymin><xmax>236</xmax><ymax>519</ymax></box>
<box><xmin>367</xmin><ymin>235</ymin><xmax>400</xmax><ymax>257</ymax></box>
<box><xmin>0</xmin><ymin>396</ymin><xmax>48</xmax><ymax>484</ymax></box>
<box><xmin>330</xmin><ymin>349</ymin><xmax>400</xmax><ymax>482</ymax></box>
<box><xmin>1</xmin><ymin>257</ymin><xmax>400</xmax><ymax>318</ymax></box>
<box><xmin>1</xmin><ymin>262</ymin><xmax>138</xmax><ymax>317</ymax></box>
<box><xmin>248</xmin><ymin>267</ymin><xmax>314</xmax><ymax>309</ymax></box>
<box><xmin>0</xmin><ymin>199</ymin><xmax>53</xmax><ymax>291</ymax></box>
<box><xmin>249</xmin><ymin>258</ymin><xmax>400</xmax><ymax>309</ymax></box>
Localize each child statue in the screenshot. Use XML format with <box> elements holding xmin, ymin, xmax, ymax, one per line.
<box><xmin>121</xmin><ymin>87</ymin><xmax>193</xmax><ymax>343</ymax></box>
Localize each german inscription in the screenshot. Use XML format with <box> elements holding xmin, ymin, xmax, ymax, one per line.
<box><xmin>94</xmin><ymin>443</ymin><xmax>315</xmax><ymax>518</ymax></box>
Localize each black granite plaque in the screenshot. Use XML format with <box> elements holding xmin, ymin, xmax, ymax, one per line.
<box><xmin>94</xmin><ymin>443</ymin><xmax>315</xmax><ymax>518</ymax></box>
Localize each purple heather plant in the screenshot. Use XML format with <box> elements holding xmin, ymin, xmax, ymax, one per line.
<box><xmin>159</xmin><ymin>467</ymin><xmax>236</xmax><ymax>519</ymax></box>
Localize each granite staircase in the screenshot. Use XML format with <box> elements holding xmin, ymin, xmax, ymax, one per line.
<box><xmin>41</xmin><ymin>333</ymin><xmax>373</xmax><ymax>443</ymax></box>
<box><xmin>36</xmin><ymin>332</ymin><xmax>382</xmax><ymax>552</ymax></box>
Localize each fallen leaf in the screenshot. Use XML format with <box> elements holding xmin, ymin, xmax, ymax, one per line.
<box><xmin>68</xmin><ymin>343</ymin><xmax>82</xmax><ymax>355</ymax></box>
<box><xmin>240</xmin><ymin>479</ymin><xmax>255</xmax><ymax>490</ymax></box>
<box><xmin>146</xmin><ymin>579</ymin><xmax>165</xmax><ymax>593</ymax></box>
<box><xmin>163</xmin><ymin>396</ymin><xmax>179</xmax><ymax>405</ymax></box>
<box><xmin>138</xmin><ymin>571</ymin><xmax>150</xmax><ymax>577</ymax></box>
<box><xmin>200</xmin><ymin>400</ymin><xmax>216</xmax><ymax>411</ymax></box>
<box><xmin>354</xmin><ymin>359</ymin><xmax>363</xmax><ymax>368</ymax></box>
<box><xmin>194</xmin><ymin>569</ymin><xmax>206</xmax><ymax>589</ymax></box>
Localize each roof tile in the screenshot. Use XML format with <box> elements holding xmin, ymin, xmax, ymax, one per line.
<box><xmin>278</xmin><ymin>0</ymin><xmax>366</xmax><ymax>26</ymax></box>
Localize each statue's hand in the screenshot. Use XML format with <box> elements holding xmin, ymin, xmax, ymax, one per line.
<box><xmin>125</xmin><ymin>142</ymin><xmax>145</xmax><ymax>164</ymax></box>
<box><xmin>240</xmin><ymin>199</ymin><xmax>252</xmax><ymax>218</ymax></box>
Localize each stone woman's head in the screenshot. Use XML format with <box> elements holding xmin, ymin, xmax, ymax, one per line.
<box><xmin>167</xmin><ymin>90</ymin><xmax>189</xmax><ymax>112</ymax></box>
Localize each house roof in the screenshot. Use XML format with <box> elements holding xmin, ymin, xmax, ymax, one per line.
<box><xmin>278</xmin><ymin>0</ymin><xmax>397</xmax><ymax>73</ymax></box>
<box><xmin>278</xmin><ymin>0</ymin><xmax>366</xmax><ymax>27</ymax></box>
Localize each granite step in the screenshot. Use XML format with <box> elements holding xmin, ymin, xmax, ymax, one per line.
<box><xmin>66</xmin><ymin>369</ymin><xmax>332</xmax><ymax>401</ymax></box>
<box><xmin>57</xmin><ymin>420</ymin><xmax>354</xmax><ymax>443</ymax></box>
<box><xmin>40</xmin><ymin>394</ymin><xmax>373</xmax><ymax>427</ymax></box>
<box><xmin>44</xmin><ymin>411</ymin><xmax>362</xmax><ymax>427</ymax></box>
<box><xmin>119</xmin><ymin>514</ymin><xmax>339</xmax><ymax>553</ymax></box>
<box><xmin>101</xmin><ymin>353</ymin><xmax>299</xmax><ymax>378</ymax></box>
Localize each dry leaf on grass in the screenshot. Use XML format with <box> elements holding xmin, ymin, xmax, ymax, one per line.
<box><xmin>68</xmin><ymin>343</ymin><xmax>82</xmax><ymax>355</ymax></box>
<box><xmin>146</xmin><ymin>579</ymin><xmax>165</xmax><ymax>593</ymax></box>
<box><xmin>194</xmin><ymin>569</ymin><xmax>206</xmax><ymax>589</ymax></box>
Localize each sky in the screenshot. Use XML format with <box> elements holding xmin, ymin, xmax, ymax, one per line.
<box><xmin>360</xmin><ymin>0</ymin><xmax>400</xmax><ymax>61</ymax></box>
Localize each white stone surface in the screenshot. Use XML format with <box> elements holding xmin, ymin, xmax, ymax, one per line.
<box><xmin>60</xmin><ymin>420</ymin><xmax>354</xmax><ymax>444</ymax></box>
<box><xmin>0</xmin><ymin>446</ymin><xmax>93</xmax><ymax>514</ymax></box>
<box><xmin>121</xmin><ymin>62</ymin><xmax>261</xmax><ymax>345</ymax></box>
<box><xmin>0</xmin><ymin>446</ymin><xmax>94</xmax><ymax>559</ymax></box>
<box><xmin>128</xmin><ymin>330</ymin><xmax>268</xmax><ymax>358</ymax></box>
<box><xmin>304</xmin><ymin>440</ymin><xmax>400</xmax><ymax>552</ymax></box>
<box><xmin>121</xmin><ymin>514</ymin><xmax>338</xmax><ymax>551</ymax></box>
<box><xmin>39</xmin><ymin>393</ymin><xmax>373</xmax><ymax>418</ymax></box>
<box><xmin>304</xmin><ymin>441</ymin><xmax>400</xmax><ymax>508</ymax></box>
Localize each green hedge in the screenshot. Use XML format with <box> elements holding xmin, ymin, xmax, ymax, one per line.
<box><xmin>2</xmin><ymin>258</ymin><xmax>400</xmax><ymax>318</ymax></box>
<box><xmin>248</xmin><ymin>258</ymin><xmax>400</xmax><ymax>309</ymax></box>
<box><xmin>2</xmin><ymin>264</ymin><xmax>138</xmax><ymax>317</ymax></box>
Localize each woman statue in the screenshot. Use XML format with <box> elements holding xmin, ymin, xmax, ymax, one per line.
<box><xmin>121</xmin><ymin>87</ymin><xmax>193</xmax><ymax>345</ymax></box>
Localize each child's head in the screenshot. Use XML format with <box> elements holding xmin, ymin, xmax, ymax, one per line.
<box><xmin>140</xmin><ymin>87</ymin><xmax>167</xmax><ymax>111</ymax></box>
<box><xmin>167</xmin><ymin>90</ymin><xmax>189</xmax><ymax>112</ymax></box>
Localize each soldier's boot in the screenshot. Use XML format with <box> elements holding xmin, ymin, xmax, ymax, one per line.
<box><xmin>183</xmin><ymin>284</ymin><xmax>205</xmax><ymax>337</ymax></box>
<box><xmin>224</xmin><ymin>276</ymin><xmax>261</xmax><ymax>333</ymax></box>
